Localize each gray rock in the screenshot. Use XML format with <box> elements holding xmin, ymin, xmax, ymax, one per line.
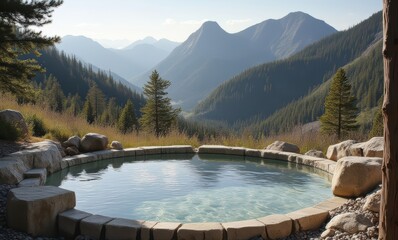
<box><xmin>363</xmin><ymin>190</ymin><xmax>381</xmax><ymax>212</ymax></box>
<box><xmin>0</xmin><ymin>157</ymin><xmax>29</xmax><ymax>184</ymax></box>
<box><xmin>331</xmin><ymin>157</ymin><xmax>382</xmax><ymax>197</ymax></box>
<box><xmin>0</xmin><ymin>109</ymin><xmax>29</xmax><ymax>137</ymax></box>
<box><xmin>266</xmin><ymin>141</ymin><xmax>300</xmax><ymax>153</ymax></box>
<box><xmin>63</xmin><ymin>136</ymin><xmax>81</xmax><ymax>149</ymax></box>
<box><xmin>22</xmin><ymin>141</ymin><xmax>63</xmax><ymax>174</ymax></box>
<box><xmin>305</xmin><ymin>149</ymin><xmax>325</xmax><ymax>158</ymax></box>
<box><xmin>110</xmin><ymin>141</ymin><xmax>123</xmax><ymax>150</ymax></box>
<box><xmin>65</xmin><ymin>146</ymin><xmax>80</xmax><ymax>156</ymax></box>
<box><xmin>326</xmin><ymin>140</ymin><xmax>357</xmax><ymax>161</ymax></box>
<box><xmin>80</xmin><ymin>133</ymin><xmax>108</xmax><ymax>152</ymax></box>
<box><xmin>326</xmin><ymin>213</ymin><xmax>373</xmax><ymax>234</ymax></box>
<box><xmin>321</xmin><ymin>228</ymin><xmax>335</xmax><ymax>238</ymax></box>
<box><xmin>47</xmin><ymin>140</ymin><xmax>66</xmax><ymax>157</ymax></box>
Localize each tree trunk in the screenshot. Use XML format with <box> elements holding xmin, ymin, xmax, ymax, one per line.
<box><xmin>379</xmin><ymin>1</ymin><xmax>398</xmax><ymax>239</ymax></box>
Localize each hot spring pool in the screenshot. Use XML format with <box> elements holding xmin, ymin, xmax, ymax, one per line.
<box><xmin>46</xmin><ymin>154</ymin><xmax>332</xmax><ymax>222</ymax></box>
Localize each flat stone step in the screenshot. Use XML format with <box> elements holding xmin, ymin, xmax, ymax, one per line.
<box><xmin>7</xmin><ymin>186</ymin><xmax>76</xmax><ymax>237</ymax></box>
<box><xmin>18</xmin><ymin>178</ymin><xmax>41</xmax><ymax>187</ymax></box>
<box><xmin>24</xmin><ymin>168</ymin><xmax>47</xmax><ymax>185</ymax></box>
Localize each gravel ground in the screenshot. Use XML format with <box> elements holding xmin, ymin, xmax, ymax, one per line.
<box><xmin>0</xmin><ymin>183</ymin><xmax>380</xmax><ymax>240</ymax></box>
<box><xmin>281</xmin><ymin>187</ymin><xmax>380</xmax><ymax>240</ymax></box>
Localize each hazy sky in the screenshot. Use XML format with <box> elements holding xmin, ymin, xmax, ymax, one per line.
<box><xmin>41</xmin><ymin>0</ymin><xmax>382</xmax><ymax>48</ymax></box>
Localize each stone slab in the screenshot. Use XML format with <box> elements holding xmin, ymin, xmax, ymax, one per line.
<box><xmin>17</xmin><ymin>178</ymin><xmax>41</xmax><ymax>187</ymax></box>
<box><xmin>177</xmin><ymin>222</ymin><xmax>224</xmax><ymax>240</ymax></box>
<box><xmin>245</xmin><ymin>149</ymin><xmax>262</xmax><ymax>158</ymax></box>
<box><xmin>123</xmin><ymin>148</ymin><xmax>138</xmax><ymax>157</ymax></box>
<box><xmin>286</xmin><ymin>207</ymin><xmax>329</xmax><ymax>232</ymax></box>
<box><xmin>198</xmin><ymin>145</ymin><xmax>245</xmax><ymax>156</ymax></box>
<box><xmin>152</xmin><ymin>222</ymin><xmax>182</xmax><ymax>240</ymax></box>
<box><xmin>7</xmin><ymin>186</ymin><xmax>76</xmax><ymax>237</ymax></box>
<box><xmin>24</xmin><ymin>168</ymin><xmax>47</xmax><ymax>184</ymax></box>
<box><xmin>313</xmin><ymin>199</ymin><xmax>346</xmax><ymax>211</ymax></box>
<box><xmin>106</xmin><ymin>218</ymin><xmax>143</xmax><ymax>240</ymax></box>
<box><xmin>261</xmin><ymin>150</ymin><xmax>291</xmax><ymax>161</ymax></box>
<box><xmin>141</xmin><ymin>221</ymin><xmax>158</xmax><ymax>240</ymax></box>
<box><xmin>58</xmin><ymin>209</ymin><xmax>92</xmax><ymax>240</ymax></box>
<box><xmin>93</xmin><ymin>150</ymin><xmax>118</xmax><ymax>160</ymax></box>
<box><xmin>222</xmin><ymin>219</ymin><xmax>266</xmax><ymax>240</ymax></box>
<box><xmin>161</xmin><ymin>145</ymin><xmax>195</xmax><ymax>154</ymax></box>
<box><xmin>141</xmin><ymin>146</ymin><xmax>163</xmax><ymax>155</ymax></box>
<box><xmin>80</xmin><ymin>214</ymin><xmax>114</xmax><ymax>240</ymax></box>
<box><xmin>257</xmin><ymin>214</ymin><xmax>293</xmax><ymax>239</ymax></box>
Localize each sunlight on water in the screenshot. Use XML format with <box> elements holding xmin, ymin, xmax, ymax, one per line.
<box><xmin>46</xmin><ymin>154</ymin><xmax>332</xmax><ymax>222</ymax></box>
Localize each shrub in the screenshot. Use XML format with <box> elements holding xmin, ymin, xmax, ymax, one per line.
<box><xmin>44</xmin><ymin>127</ymin><xmax>69</xmax><ymax>142</ymax></box>
<box><xmin>0</xmin><ymin>118</ymin><xmax>24</xmax><ymax>141</ymax></box>
<box><xmin>26</xmin><ymin>114</ymin><xmax>47</xmax><ymax>137</ymax></box>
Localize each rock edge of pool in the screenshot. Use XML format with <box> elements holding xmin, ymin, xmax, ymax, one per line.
<box><xmin>2</xmin><ymin>144</ymin><xmax>350</xmax><ymax>240</ymax></box>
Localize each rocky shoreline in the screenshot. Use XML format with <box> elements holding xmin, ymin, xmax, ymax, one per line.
<box><xmin>0</xmin><ymin>183</ymin><xmax>380</xmax><ymax>240</ymax></box>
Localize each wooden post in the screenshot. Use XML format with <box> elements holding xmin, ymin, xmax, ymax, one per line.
<box><xmin>380</xmin><ymin>1</ymin><xmax>398</xmax><ymax>239</ymax></box>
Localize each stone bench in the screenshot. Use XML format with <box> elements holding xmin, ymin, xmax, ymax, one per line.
<box><xmin>7</xmin><ymin>186</ymin><xmax>75</xmax><ymax>237</ymax></box>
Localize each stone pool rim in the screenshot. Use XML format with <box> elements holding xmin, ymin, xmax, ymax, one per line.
<box><xmin>5</xmin><ymin>144</ymin><xmax>349</xmax><ymax>240</ymax></box>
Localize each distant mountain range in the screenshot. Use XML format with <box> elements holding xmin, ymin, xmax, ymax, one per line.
<box><xmin>56</xmin><ymin>36</ymin><xmax>179</xmax><ymax>80</ymax></box>
<box><xmin>193</xmin><ymin>12</ymin><xmax>383</xmax><ymax>133</ymax></box>
<box><xmin>132</xmin><ymin>11</ymin><xmax>337</xmax><ymax>110</ymax></box>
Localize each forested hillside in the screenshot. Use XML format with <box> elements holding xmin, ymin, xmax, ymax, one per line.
<box><xmin>34</xmin><ymin>47</ymin><xmax>145</xmax><ymax>112</ymax></box>
<box><xmin>193</xmin><ymin>12</ymin><xmax>382</xmax><ymax>125</ymax></box>
<box><xmin>250</xmin><ymin>40</ymin><xmax>383</xmax><ymax>135</ymax></box>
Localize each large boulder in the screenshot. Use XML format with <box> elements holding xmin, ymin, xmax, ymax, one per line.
<box><xmin>0</xmin><ymin>109</ymin><xmax>29</xmax><ymax>137</ymax></box>
<box><xmin>332</xmin><ymin>157</ymin><xmax>382</xmax><ymax>197</ymax></box>
<box><xmin>10</xmin><ymin>141</ymin><xmax>63</xmax><ymax>174</ymax></box>
<box><xmin>349</xmin><ymin>137</ymin><xmax>384</xmax><ymax>158</ymax></box>
<box><xmin>266</xmin><ymin>141</ymin><xmax>300</xmax><ymax>153</ymax></box>
<box><xmin>7</xmin><ymin>186</ymin><xmax>75</xmax><ymax>237</ymax></box>
<box><xmin>326</xmin><ymin>140</ymin><xmax>357</xmax><ymax>161</ymax></box>
<box><xmin>363</xmin><ymin>137</ymin><xmax>383</xmax><ymax>158</ymax></box>
<box><xmin>80</xmin><ymin>133</ymin><xmax>108</xmax><ymax>152</ymax></box>
<box><xmin>326</xmin><ymin>213</ymin><xmax>373</xmax><ymax>234</ymax></box>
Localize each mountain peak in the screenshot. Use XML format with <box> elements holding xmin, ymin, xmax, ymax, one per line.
<box><xmin>285</xmin><ymin>11</ymin><xmax>311</xmax><ymax>18</ymax></box>
<box><xmin>199</xmin><ymin>21</ymin><xmax>224</xmax><ymax>32</ymax></box>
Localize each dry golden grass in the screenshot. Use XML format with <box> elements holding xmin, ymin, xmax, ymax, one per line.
<box><xmin>1</xmin><ymin>95</ymin><xmax>366</xmax><ymax>153</ymax></box>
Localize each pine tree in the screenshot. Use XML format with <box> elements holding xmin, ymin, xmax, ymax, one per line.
<box><xmin>320</xmin><ymin>68</ymin><xmax>359</xmax><ymax>139</ymax></box>
<box><xmin>42</xmin><ymin>75</ymin><xmax>65</xmax><ymax>112</ymax></box>
<box><xmin>85</xmin><ymin>83</ymin><xmax>106</xmax><ymax>121</ymax></box>
<box><xmin>117</xmin><ymin>99</ymin><xmax>136</xmax><ymax>133</ymax></box>
<box><xmin>83</xmin><ymin>99</ymin><xmax>95</xmax><ymax>124</ymax></box>
<box><xmin>369</xmin><ymin>98</ymin><xmax>383</xmax><ymax>138</ymax></box>
<box><xmin>66</xmin><ymin>93</ymin><xmax>83</xmax><ymax>116</ymax></box>
<box><xmin>0</xmin><ymin>0</ymin><xmax>63</xmax><ymax>97</ymax></box>
<box><xmin>100</xmin><ymin>97</ymin><xmax>120</xmax><ymax>126</ymax></box>
<box><xmin>140</xmin><ymin>70</ymin><xmax>180</xmax><ymax>137</ymax></box>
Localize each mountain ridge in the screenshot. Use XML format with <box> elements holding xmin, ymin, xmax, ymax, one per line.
<box><xmin>192</xmin><ymin>11</ymin><xmax>382</xmax><ymax>125</ymax></box>
<box><xmin>132</xmin><ymin>11</ymin><xmax>337</xmax><ymax>110</ymax></box>
<box><xmin>57</xmin><ymin>35</ymin><xmax>179</xmax><ymax>80</ymax></box>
